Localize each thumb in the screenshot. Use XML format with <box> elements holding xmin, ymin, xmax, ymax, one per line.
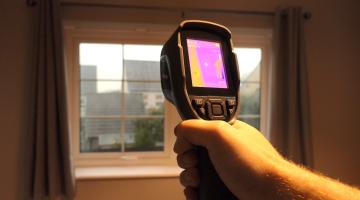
<box><xmin>174</xmin><ymin>119</ymin><xmax>234</xmax><ymax>148</ymax></box>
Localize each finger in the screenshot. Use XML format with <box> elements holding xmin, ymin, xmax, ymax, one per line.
<box><xmin>184</xmin><ymin>187</ymin><xmax>198</xmax><ymax>200</ymax></box>
<box><xmin>233</xmin><ymin>120</ymin><xmax>270</xmax><ymax>141</ymax></box>
<box><xmin>177</xmin><ymin>150</ymin><xmax>198</xmax><ymax>169</ymax></box>
<box><xmin>174</xmin><ymin>120</ymin><xmax>234</xmax><ymax>148</ymax></box>
<box><xmin>180</xmin><ymin>168</ymin><xmax>200</xmax><ymax>187</ymax></box>
<box><xmin>232</xmin><ymin>120</ymin><xmax>247</xmax><ymax>130</ymax></box>
<box><xmin>174</xmin><ymin>137</ymin><xmax>193</xmax><ymax>154</ymax></box>
<box><xmin>232</xmin><ymin>120</ymin><xmax>280</xmax><ymax>156</ymax></box>
<box><xmin>232</xmin><ymin>120</ymin><xmax>260</xmax><ymax>134</ymax></box>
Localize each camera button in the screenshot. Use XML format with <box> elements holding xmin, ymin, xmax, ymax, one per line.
<box><xmin>192</xmin><ymin>98</ymin><xmax>204</xmax><ymax>107</ymax></box>
<box><xmin>228</xmin><ymin>108</ymin><xmax>235</xmax><ymax>115</ymax></box>
<box><xmin>211</xmin><ymin>104</ymin><xmax>223</xmax><ymax>116</ymax></box>
<box><xmin>226</xmin><ymin>98</ymin><xmax>236</xmax><ymax>107</ymax></box>
<box><xmin>199</xmin><ymin>107</ymin><xmax>206</xmax><ymax>116</ymax></box>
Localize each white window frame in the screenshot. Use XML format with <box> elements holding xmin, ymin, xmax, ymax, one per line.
<box><xmin>64</xmin><ymin>22</ymin><xmax>272</xmax><ymax>170</ymax></box>
<box><xmin>231</xmin><ymin>27</ymin><xmax>273</xmax><ymax>139</ymax></box>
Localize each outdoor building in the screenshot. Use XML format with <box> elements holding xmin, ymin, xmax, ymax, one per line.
<box><xmin>80</xmin><ymin>60</ymin><xmax>164</xmax><ymax>152</ymax></box>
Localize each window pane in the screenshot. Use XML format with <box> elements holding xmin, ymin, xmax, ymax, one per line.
<box><xmin>80</xmin><ymin>43</ymin><xmax>123</xmax><ymax>80</ymax></box>
<box><xmin>81</xmin><ymin>93</ymin><xmax>121</xmax><ymax>116</ymax></box>
<box><xmin>124</xmin><ymin>92</ymin><xmax>164</xmax><ymax>115</ymax></box>
<box><xmin>80</xmin><ymin>81</ymin><xmax>122</xmax><ymax>116</ymax></box>
<box><xmin>239</xmin><ymin>117</ymin><xmax>260</xmax><ymax>130</ymax></box>
<box><xmin>234</xmin><ymin>48</ymin><xmax>261</xmax><ymax>82</ymax></box>
<box><xmin>81</xmin><ymin>81</ymin><xmax>122</xmax><ymax>94</ymax></box>
<box><xmin>80</xmin><ymin>118</ymin><xmax>121</xmax><ymax>152</ymax></box>
<box><xmin>125</xmin><ymin>82</ymin><xmax>162</xmax><ymax>93</ymax></box>
<box><xmin>123</xmin><ymin>44</ymin><xmax>162</xmax><ymax>81</ymax></box>
<box><xmin>124</xmin><ymin>119</ymin><xmax>164</xmax><ymax>152</ymax></box>
<box><xmin>239</xmin><ymin>83</ymin><xmax>260</xmax><ymax>115</ymax></box>
<box><xmin>80</xmin><ymin>65</ymin><xmax>98</xmax><ymax>80</ymax></box>
<box><xmin>79</xmin><ymin>43</ymin><xmax>165</xmax><ymax>153</ymax></box>
<box><xmin>124</xmin><ymin>45</ymin><xmax>162</xmax><ymax>61</ymax></box>
<box><xmin>124</xmin><ymin>60</ymin><xmax>161</xmax><ymax>81</ymax></box>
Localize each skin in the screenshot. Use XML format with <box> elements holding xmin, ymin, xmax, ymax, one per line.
<box><xmin>174</xmin><ymin>119</ymin><xmax>360</xmax><ymax>200</ymax></box>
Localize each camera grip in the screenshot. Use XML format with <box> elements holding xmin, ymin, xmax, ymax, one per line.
<box><xmin>197</xmin><ymin>146</ymin><xmax>238</xmax><ymax>200</ymax></box>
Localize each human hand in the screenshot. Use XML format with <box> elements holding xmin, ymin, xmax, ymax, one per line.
<box><xmin>174</xmin><ymin>119</ymin><xmax>286</xmax><ymax>200</ymax></box>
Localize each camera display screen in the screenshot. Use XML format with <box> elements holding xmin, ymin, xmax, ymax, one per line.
<box><xmin>186</xmin><ymin>39</ymin><xmax>228</xmax><ymax>89</ymax></box>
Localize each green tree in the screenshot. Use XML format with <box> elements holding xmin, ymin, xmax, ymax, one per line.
<box><xmin>240</xmin><ymin>88</ymin><xmax>260</xmax><ymax>115</ymax></box>
<box><xmin>133</xmin><ymin>106</ymin><xmax>164</xmax><ymax>151</ymax></box>
<box><xmin>239</xmin><ymin>87</ymin><xmax>260</xmax><ymax>128</ymax></box>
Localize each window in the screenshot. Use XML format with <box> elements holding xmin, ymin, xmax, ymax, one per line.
<box><xmin>235</xmin><ymin>48</ymin><xmax>262</xmax><ymax>129</ymax></box>
<box><xmin>79</xmin><ymin>43</ymin><xmax>164</xmax><ymax>153</ymax></box>
<box><xmin>232</xmin><ymin>29</ymin><xmax>272</xmax><ymax>137</ymax></box>
<box><xmin>65</xmin><ymin>24</ymin><xmax>271</xmax><ymax>168</ymax></box>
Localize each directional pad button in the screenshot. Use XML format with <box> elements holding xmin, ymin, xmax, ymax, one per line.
<box><xmin>211</xmin><ymin>104</ymin><xmax>223</xmax><ymax>116</ymax></box>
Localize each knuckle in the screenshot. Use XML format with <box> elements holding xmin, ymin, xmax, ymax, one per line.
<box><xmin>177</xmin><ymin>154</ymin><xmax>185</xmax><ymax>168</ymax></box>
<box><xmin>177</xmin><ymin>150</ymin><xmax>197</xmax><ymax>169</ymax></box>
<box><xmin>179</xmin><ymin>170</ymin><xmax>188</xmax><ymax>186</ymax></box>
<box><xmin>173</xmin><ymin>138</ymin><xmax>193</xmax><ymax>155</ymax></box>
<box><xmin>174</xmin><ymin>122</ymin><xmax>184</xmax><ymax>137</ymax></box>
<box><xmin>213</xmin><ymin>120</ymin><xmax>228</xmax><ymax>136</ymax></box>
<box><xmin>179</xmin><ymin>168</ymin><xmax>199</xmax><ymax>187</ymax></box>
<box><xmin>173</xmin><ymin>140</ymin><xmax>180</xmax><ymax>154</ymax></box>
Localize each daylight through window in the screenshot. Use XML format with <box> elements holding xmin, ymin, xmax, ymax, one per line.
<box><xmin>235</xmin><ymin>48</ymin><xmax>262</xmax><ymax>128</ymax></box>
<box><xmin>79</xmin><ymin>43</ymin><xmax>164</xmax><ymax>153</ymax></box>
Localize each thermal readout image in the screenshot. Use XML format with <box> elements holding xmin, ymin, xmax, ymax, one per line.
<box><xmin>186</xmin><ymin>38</ymin><xmax>228</xmax><ymax>88</ymax></box>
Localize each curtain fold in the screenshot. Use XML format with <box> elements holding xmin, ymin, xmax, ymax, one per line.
<box><xmin>269</xmin><ymin>7</ymin><xmax>313</xmax><ymax>167</ymax></box>
<box><xmin>27</xmin><ymin>0</ymin><xmax>75</xmax><ymax>199</ymax></box>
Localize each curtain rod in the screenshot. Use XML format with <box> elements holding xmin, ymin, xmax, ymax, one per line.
<box><xmin>28</xmin><ymin>1</ymin><xmax>311</xmax><ymax>20</ymax></box>
<box><xmin>60</xmin><ymin>2</ymin><xmax>277</xmax><ymax>17</ymax></box>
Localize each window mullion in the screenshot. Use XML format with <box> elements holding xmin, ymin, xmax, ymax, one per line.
<box><xmin>120</xmin><ymin>44</ymin><xmax>126</xmax><ymax>152</ymax></box>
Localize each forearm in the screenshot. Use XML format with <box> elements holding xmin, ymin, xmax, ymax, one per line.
<box><xmin>262</xmin><ymin>160</ymin><xmax>360</xmax><ymax>200</ymax></box>
<box><xmin>174</xmin><ymin>120</ymin><xmax>360</xmax><ymax>200</ymax></box>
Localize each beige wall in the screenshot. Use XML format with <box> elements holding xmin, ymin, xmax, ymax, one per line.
<box><xmin>75</xmin><ymin>178</ymin><xmax>182</xmax><ymax>200</ymax></box>
<box><xmin>302</xmin><ymin>0</ymin><xmax>360</xmax><ymax>185</ymax></box>
<box><xmin>1</xmin><ymin>0</ymin><xmax>359</xmax><ymax>199</ymax></box>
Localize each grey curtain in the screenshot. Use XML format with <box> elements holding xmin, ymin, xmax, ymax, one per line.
<box><xmin>27</xmin><ymin>0</ymin><xmax>75</xmax><ymax>199</ymax></box>
<box><xmin>269</xmin><ymin>7</ymin><xmax>313</xmax><ymax>167</ymax></box>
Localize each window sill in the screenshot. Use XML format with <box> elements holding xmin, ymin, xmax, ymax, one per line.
<box><xmin>75</xmin><ymin>165</ymin><xmax>182</xmax><ymax>180</ymax></box>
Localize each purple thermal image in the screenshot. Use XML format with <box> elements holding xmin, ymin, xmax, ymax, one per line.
<box><xmin>187</xmin><ymin>39</ymin><xmax>228</xmax><ymax>88</ymax></box>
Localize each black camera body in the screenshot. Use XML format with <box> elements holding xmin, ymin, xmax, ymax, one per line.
<box><xmin>161</xmin><ymin>20</ymin><xmax>240</xmax><ymax>123</ymax></box>
<box><xmin>160</xmin><ymin>20</ymin><xmax>240</xmax><ymax>200</ymax></box>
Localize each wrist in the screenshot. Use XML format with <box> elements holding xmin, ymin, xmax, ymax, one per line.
<box><xmin>260</xmin><ymin>157</ymin><xmax>342</xmax><ymax>200</ymax></box>
<box><xmin>232</xmin><ymin>154</ymin><xmax>292</xmax><ymax>199</ymax></box>
<box><xmin>256</xmin><ymin>156</ymin><xmax>298</xmax><ymax>199</ymax></box>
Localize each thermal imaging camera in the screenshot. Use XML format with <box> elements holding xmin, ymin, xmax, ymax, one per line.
<box><xmin>161</xmin><ymin>20</ymin><xmax>240</xmax><ymax>123</ymax></box>
<box><xmin>161</xmin><ymin>20</ymin><xmax>240</xmax><ymax>199</ymax></box>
